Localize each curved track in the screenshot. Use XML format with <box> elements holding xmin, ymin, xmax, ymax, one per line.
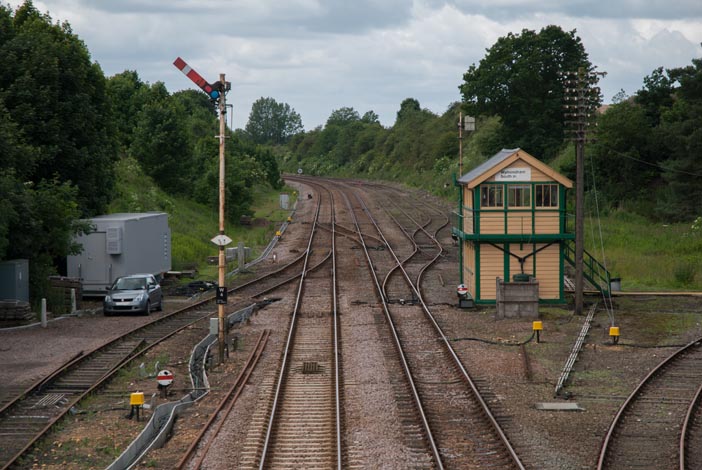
<box><xmin>598</xmin><ymin>339</ymin><xmax>702</xmax><ymax>470</ymax></box>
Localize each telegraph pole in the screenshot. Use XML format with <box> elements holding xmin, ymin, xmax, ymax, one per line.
<box><xmin>174</xmin><ymin>58</ymin><xmax>231</xmax><ymax>363</ymax></box>
<box><xmin>562</xmin><ymin>67</ymin><xmax>605</xmax><ymax>315</ymax></box>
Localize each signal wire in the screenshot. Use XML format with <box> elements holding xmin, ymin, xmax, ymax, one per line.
<box><xmin>587</xmin><ymin>151</ymin><xmax>615</xmax><ymax>325</ymax></box>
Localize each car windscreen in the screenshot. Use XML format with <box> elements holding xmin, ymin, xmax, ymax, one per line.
<box><xmin>113</xmin><ymin>278</ymin><xmax>147</xmax><ymax>290</ymax></box>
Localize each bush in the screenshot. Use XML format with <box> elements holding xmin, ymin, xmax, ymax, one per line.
<box><xmin>673</xmin><ymin>261</ymin><xmax>697</xmax><ymax>287</ymax></box>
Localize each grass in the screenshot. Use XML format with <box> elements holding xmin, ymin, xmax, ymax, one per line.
<box><xmin>108</xmin><ymin>157</ymin><xmax>295</xmax><ymax>278</ymax></box>
<box><xmin>584</xmin><ymin>211</ymin><xmax>702</xmax><ymax>291</ymax></box>
<box><xmin>610</xmin><ymin>297</ymin><xmax>702</xmax><ymax>345</ymax></box>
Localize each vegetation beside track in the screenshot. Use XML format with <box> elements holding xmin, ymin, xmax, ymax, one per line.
<box><xmin>109</xmin><ymin>156</ymin><xmax>295</xmax><ymax>279</ymax></box>
<box><xmin>585</xmin><ymin>212</ymin><xmax>702</xmax><ymax>291</ymax></box>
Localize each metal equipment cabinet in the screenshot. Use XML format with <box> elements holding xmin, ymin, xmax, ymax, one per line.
<box><xmin>67</xmin><ymin>213</ymin><xmax>171</xmax><ymax>296</ymax></box>
<box><xmin>0</xmin><ymin>259</ymin><xmax>29</xmax><ymax>302</ymax></box>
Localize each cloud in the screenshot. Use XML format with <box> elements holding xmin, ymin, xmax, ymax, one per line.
<box><xmin>6</xmin><ymin>0</ymin><xmax>702</xmax><ymax>129</ymax></box>
<box><xmin>448</xmin><ymin>0</ymin><xmax>702</xmax><ymax>20</ymax></box>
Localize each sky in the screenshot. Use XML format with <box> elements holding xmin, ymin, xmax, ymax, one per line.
<box><xmin>6</xmin><ymin>0</ymin><xmax>702</xmax><ymax>130</ymax></box>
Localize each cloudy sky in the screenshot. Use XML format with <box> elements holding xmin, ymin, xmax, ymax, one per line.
<box><xmin>6</xmin><ymin>0</ymin><xmax>702</xmax><ymax>130</ymax></box>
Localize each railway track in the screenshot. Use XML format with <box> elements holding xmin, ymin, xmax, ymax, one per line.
<box><xmin>681</xmin><ymin>377</ymin><xmax>702</xmax><ymax>469</ymax></box>
<box><xmin>236</xmin><ymin>182</ymin><xmax>342</xmax><ymax>469</ymax></box>
<box><xmin>598</xmin><ymin>339</ymin><xmax>702</xmax><ymax>470</ymax></box>
<box><xmin>0</xmin><ymin>304</ymin><xmax>218</xmax><ymax>469</ymax></box>
<box><xmin>0</xmin><ymin>211</ymin><xmax>323</xmax><ymax>469</ymax></box>
<box><xmin>348</xmin><ymin>186</ymin><xmax>524</xmax><ymax>469</ymax></box>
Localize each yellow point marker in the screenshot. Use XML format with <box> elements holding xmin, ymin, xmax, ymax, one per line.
<box><xmin>533</xmin><ymin>321</ymin><xmax>543</xmax><ymax>343</ymax></box>
<box><xmin>130</xmin><ymin>392</ymin><xmax>144</xmax><ymax>406</ymax></box>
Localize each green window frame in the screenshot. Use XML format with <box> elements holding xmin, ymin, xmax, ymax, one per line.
<box><xmin>480</xmin><ymin>185</ymin><xmax>503</xmax><ymax>208</ymax></box>
<box><xmin>535</xmin><ymin>184</ymin><xmax>558</xmax><ymax>208</ymax></box>
<box><xmin>508</xmin><ymin>184</ymin><xmax>531</xmax><ymax>207</ymax></box>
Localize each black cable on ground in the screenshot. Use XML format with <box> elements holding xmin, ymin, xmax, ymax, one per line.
<box><xmin>450</xmin><ymin>331</ymin><xmax>536</xmax><ymax>346</ymax></box>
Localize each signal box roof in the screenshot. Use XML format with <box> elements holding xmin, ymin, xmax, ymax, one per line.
<box><xmin>457</xmin><ymin>148</ymin><xmax>573</xmax><ymax>189</ymax></box>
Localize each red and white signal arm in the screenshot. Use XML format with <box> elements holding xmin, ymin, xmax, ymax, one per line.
<box><xmin>157</xmin><ymin>369</ymin><xmax>174</xmax><ymax>387</ymax></box>
<box><xmin>457</xmin><ymin>284</ymin><xmax>468</xmax><ymax>295</ymax></box>
<box><xmin>173</xmin><ymin>57</ymin><xmax>221</xmax><ymax>100</ymax></box>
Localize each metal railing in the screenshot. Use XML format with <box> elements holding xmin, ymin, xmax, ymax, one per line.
<box><xmin>563</xmin><ymin>240</ymin><xmax>611</xmax><ymax>295</ymax></box>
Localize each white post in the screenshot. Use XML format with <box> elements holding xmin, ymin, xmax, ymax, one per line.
<box><xmin>41</xmin><ymin>298</ymin><xmax>47</xmax><ymax>327</ymax></box>
<box><xmin>238</xmin><ymin>241</ymin><xmax>245</xmax><ymax>271</ymax></box>
<box><xmin>70</xmin><ymin>288</ymin><xmax>76</xmax><ymax>313</ymax></box>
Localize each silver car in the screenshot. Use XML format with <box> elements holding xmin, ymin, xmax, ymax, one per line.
<box><xmin>103</xmin><ymin>274</ymin><xmax>163</xmax><ymax>316</ymax></box>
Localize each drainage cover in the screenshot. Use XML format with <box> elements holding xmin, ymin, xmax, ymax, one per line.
<box><xmin>302</xmin><ymin>362</ymin><xmax>320</xmax><ymax>374</ymax></box>
<box><xmin>33</xmin><ymin>393</ymin><xmax>67</xmax><ymax>408</ymax></box>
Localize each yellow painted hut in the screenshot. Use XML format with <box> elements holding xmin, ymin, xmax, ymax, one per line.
<box><xmin>453</xmin><ymin>148</ymin><xmax>574</xmax><ymax>304</ymax></box>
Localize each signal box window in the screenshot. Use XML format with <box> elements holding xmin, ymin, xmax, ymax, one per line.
<box><xmin>535</xmin><ymin>184</ymin><xmax>558</xmax><ymax>207</ymax></box>
<box><xmin>508</xmin><ymin>185</ymin><xmax>531</xmax><ymax>207</ymax></box>
<box><xmin>481</xmin><ymin>185</ymin><xmax>503</xmax><ymax>208</ymax></box>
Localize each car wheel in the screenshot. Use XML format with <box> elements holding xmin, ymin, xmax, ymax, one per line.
<box><xmin>104</xmin><ymin>310</ymin><xmax>112</xmax><ymax>317</ymax></box>
<box><xmin>144</xmin><ymin>301</ymin><xmax>151</xmax><ymax>316</ymax></box>
<box><xmin>156</xmin><ymin>299</ymin><xmax>163</xmax><ymax>311</ymax></box>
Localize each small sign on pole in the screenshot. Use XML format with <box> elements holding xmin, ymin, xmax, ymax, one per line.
<box><xmin>211</xmin><ymin>234</ymin><xmax>232</xmax><ymax>246</ymax></box>
<box><xmin>157</xmin><ymin>369</ymin><xmax>174</xmax><ymax>398</ymax></box>
<box><xmin>156</xmin><ymin>370</ymin><xmax>174</xmax><ymax>387</ymax></box>
<box><xmin>216</xmin><ymin>286</ymin><xmax>228</xmax><ymax>304</ymax></box>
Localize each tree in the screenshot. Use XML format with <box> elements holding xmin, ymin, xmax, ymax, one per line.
<box><xmin>0</xmin><ymin>173</ymin><xmax>89</xmax><ymax>301</ymax></box>
<box><xmin>106</xmin><ymin>70</ymin><xmax>150</xmax><ymax>150</ymax></box>
<box><xmin>635</xmin><ymin>67</ymin><xmax>675</xmax><ymax>126</ymax></box>
<box><xmin>588</xmin><ymin>101</ymin><xmax>659</xmax><ymax>204</ymax></box>
<box><xmin>459</xmin><ymin>25</ymin><xmax>592</xmax><ymax>160</ymax></box>
<box><xmin>361</xmin><ymin>110</ymin><xmax>380</xmax><ymax>124</ymax></box>
<box><xmin>396</xmin><ymin>98</ymin><xmax>421</xmax><ymax>123</ymax></box>
<box><xmin>245</xmin><ymin>97</ymin><xmax>303</xmax><ymax>145</ymax></box>
<box><xmin>130</xmin><ymin>97</ymin><xmax>192</xmax><ymax>194</ymax></box>
<box><xmin>0</xmin><ymin>1</ymin><xmax>117</xmax><ymax>215</ymax></box>
<box><xmin>654</xmin><ymin>57</ymin><xmax>702</xmax><ymax>220</ymax></box>
<box><xmin>326</xmin><ymin>107</ymin><xmax>360</xmax><ymax>127</ymax></box>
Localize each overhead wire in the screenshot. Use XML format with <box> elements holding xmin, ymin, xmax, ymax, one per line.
<box><xmin>599</xmin><ymin>145</ymin><xmax>702</xmax><ymax>178</ymax></box>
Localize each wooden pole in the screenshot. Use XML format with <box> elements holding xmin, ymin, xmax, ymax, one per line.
<box><xmin>218</xmin><ymin>73</ymin><xmax>227</xmax><ymax>363</ymax></box>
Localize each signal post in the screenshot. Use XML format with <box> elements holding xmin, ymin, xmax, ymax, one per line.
<box><xmin>174</xmin><ymin>58</ymin><xmax>231</xmax><ymax>363</ymax></box>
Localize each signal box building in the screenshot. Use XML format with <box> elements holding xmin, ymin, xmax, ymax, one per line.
<box><xmin>453</xmin><ymin>148</ymin><xmax>574</xmax><ymax>304</ymax></box>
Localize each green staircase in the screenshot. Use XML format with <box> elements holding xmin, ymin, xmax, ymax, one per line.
<box><xmin>564</xmin><ymin>240</ymin><xmax>611</xmax><ymax>295</ymax></box>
